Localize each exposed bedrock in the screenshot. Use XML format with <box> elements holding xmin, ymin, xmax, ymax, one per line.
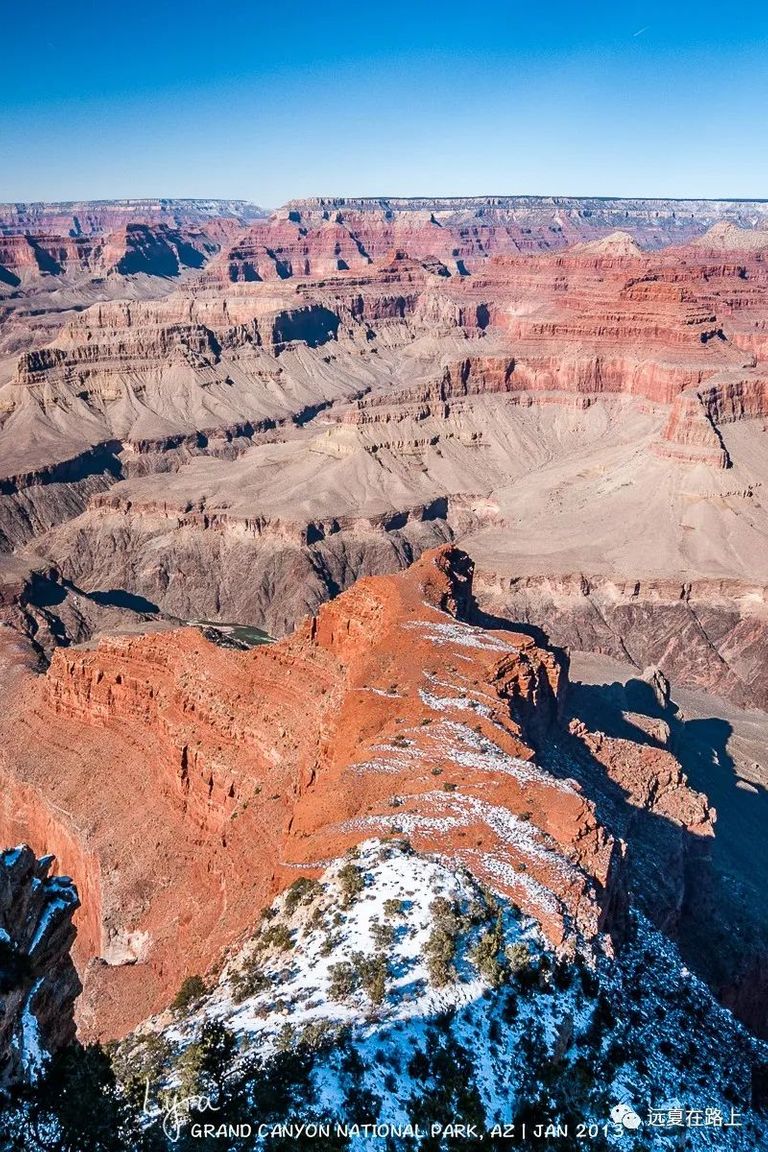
<box><xmin>0</xmin><ymin>548</ymin><xmax>715</xmax><ymax>1041</ymax></box>
<box><xmin>0</xmin><ymin>846</ymin><xmax>81</xmax><ymax>1088</ymax></box>
<box><xmin>473</xmin><ymin>571</ymin><xmax>768</xmax><ymax>712</ymax></box>
<box><xmin>26</xmin><ymin>490</ymin><xmax>768</xmax><ymax>709</ymax></box>
<box><xmin>32</xmin><ymin>504</ymin><xmax>455</xmax><ymax>638</ymax></box>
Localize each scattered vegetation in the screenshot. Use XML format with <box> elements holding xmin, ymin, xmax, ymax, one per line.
<box><xmin>258</xmin><ymin>922</ymin><xmax>295</xmax><ymax>952</ymax></box>
<box><xmin>470</xmin><ymin>914</ymin><xmax>506</xmax><ymax>987</ymax></box>
<box><xmin>370</xmin><ymin>919</ymin><xmax>397</xmax><ymax>948</ymax></box>
<box><xmin>505</xmin><ymin>941</ymin><xmax>533</xmax><ymax>976</ymax></box>
<box><xmin>175</xmin><ymin>1019</ymin><xmax>237</xmax><ymax>1101</ymax></box>
<box><xmin>424</xmin><ymin>897</ymin><xmax>462</xmax><ymax>986</ymax></box>
<box><xmin>328</xmin><ymin>951</ymin><xmax>389</xmax><ymax>1005</ymax></box>
<box><xmin>231</xmin><ymin>954</ymin><xmax>272</xmax><ymax>1004</ymax></box>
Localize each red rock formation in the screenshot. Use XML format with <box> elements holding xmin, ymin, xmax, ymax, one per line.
<box><xmin>7</xmin><ymin>212</ymin><xmax>768</xmax><ymax>484</ymax></box>
<box><xmin>0</xmin><ymin>199</ymin><xmax>260</xmax><ymax>284</ymax></box>
<box><xmin>0</xmin><ymin>547</ymin><xmax>712</xmax><ymax>1041</ymax></box>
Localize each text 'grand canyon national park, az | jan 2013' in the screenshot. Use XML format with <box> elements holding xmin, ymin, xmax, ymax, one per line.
<box><xmin>2</xmin><ymin>2</ymin><xmax>768</xmax><ymax>1150</ymax></box>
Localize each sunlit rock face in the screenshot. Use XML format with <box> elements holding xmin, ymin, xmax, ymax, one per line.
<box><xmin>0</xmin><ymin>548</ymin><xmax>714</xmax><ymax>1042</ymax></box>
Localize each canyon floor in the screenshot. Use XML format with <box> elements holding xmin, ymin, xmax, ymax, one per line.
<box><xmin>1</xmin><ymin>195</ymin><xmax>768</xmax><ymax>1145</ymax></box>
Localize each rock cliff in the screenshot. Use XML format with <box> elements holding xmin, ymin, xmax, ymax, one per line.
<box><xmin>0</xmin><ymin>846</ymin><xmax>80</xmax><ymax>1088</ymax></box>
<box><xmin>0</xmin><ymin>548</ymin><xmax>713</xmax><ymax>1041</ymax></box>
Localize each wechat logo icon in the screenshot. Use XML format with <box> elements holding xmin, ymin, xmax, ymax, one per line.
<box><xmin>610</xmin><ymin>1104</ymin><xmax>643</xmax><ymax>1131</ymax></box>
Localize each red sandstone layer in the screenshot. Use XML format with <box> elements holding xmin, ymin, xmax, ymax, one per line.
<box><xmin>0</xmin><ymin>548</ymin><xmax>712</xmax><ymax>1040</ymax></box>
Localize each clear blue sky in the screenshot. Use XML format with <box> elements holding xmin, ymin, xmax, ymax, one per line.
<box><xmin>2</xmin><ymin>0</ymin><xmax>767</xmax><ymax>206</ymax></box>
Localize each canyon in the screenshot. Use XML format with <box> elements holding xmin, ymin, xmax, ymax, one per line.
<box><xmin>0</xmin><ymin>546</ymin><xmax>717</xmax><ymax>1039</ymax></box>
<box><xmin>0</xmin><ymin>196</ymin><xmax>767</xmax><ymax>1120</ymax></box>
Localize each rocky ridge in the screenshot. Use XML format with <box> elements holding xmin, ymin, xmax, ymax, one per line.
<box><xmin>116</xmin><ymin>840</ymin><xmax>766</xmax><ymax>1150</ymax></box>
<box><xmin>2</xmin><ymin>211</ymin><xmax>768</xmax><ymax>704</ymax></box>
<box><xmin>0</xmin><ymin>548</ymin><xmax>714</xmax><ymax>1042</ymax></box>
<box><xmin>0</xmin><ymin>846</ymin><xmax>80</xmax><ymax>1089</ymax></box>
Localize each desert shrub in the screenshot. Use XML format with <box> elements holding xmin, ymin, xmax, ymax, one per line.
<box><xmin>171</xmin><ymin>974</ymin><xmax>207</xmax><ymax>1011</ymax></box>
<box><xmin>175</xmin><ymin>1020</ymin><xmax>237</xmax><ymax>1100</ymax></box>
<box><xmin>383</xmin><ymin>898</ymin><xmax>403</xmax><ymax>918</ymax></box>
<box><xmin>506</xmin><ymin>941</ymin><xmax>532</xmax><ymax>975</ymax></box>
<box><xmin>470</xmin><ymin>915</ymin><xmax>506</xmax><ymax>987</ymax></box>
<box><xmin>300</xmin><ymin>1020</ymin><xmax>338</xmax><ymax>1051</ymax></box>
<box><xmin>231</xmin><ymin>958</ymin><xmax>272</xmax><ymax>1004</ymax></box>
<box><xmin>319</xmin><ymin>932</ymin><xmax>339</xmax><ymax>956</ymax></box>
<box><xmin>425</xmin><ymin>927</ymin><xmax>456</xmax><ymax>987</ymax></box>
<box><xmin>307</xmin><ymin>903</ymin><xmax>326</xmax><ymax>931</ymax></box>
<box><xmin>275</xmin><ymin>1023</ymin><xmax>296</xmax><ymax>1052</ymax></box>
<box><xmin>328</xmin><ymin>961</ymin><xmax>359</xmax><ymax>1001</ymax></box>
<box><xmin>424</xmin><ymin>897</ymin><xmax>462</xmax><ymax>986</ymax></box>
<box><xmin>337</xmin><ymin>862</ymin><xmax>365</xmax><ymax>907</ymax></box>
<box><xmin>283</xmin><ymin>876</ymin><xmax>321</xmax><ymax>914</ymax></box>
<box><xmin>370</xmin><ymin>919</ymin><xmax>396</xmax><ymax>949</ymax></box>
<box><xmin>329</xmin><ymin>952</ymin><xmax>388</xmax><ymax>1005</ymax></box>
<box><xmin>111</xmin><ymin>1031</ymin><xmax>172</xmax><ymax>1097</ymax></box>
<box><xmin>359</xmin><ymin>953</ymin><xmax>389</xmax><ymax>1005</ymax></box>
<box><xmin>259</xmin><ymin>923</ymin><xmax>294</xmax><ymax>952</ymax></box>
<box><xmin>431</xmin><ymin>896</ymin><xmax>460</xmax><ymax>931</ymax></box>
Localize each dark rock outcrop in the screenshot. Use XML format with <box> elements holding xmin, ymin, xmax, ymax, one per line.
<box><xmin>0</xmin><ymin>847</ymin><xmax>80</xmax><ymax>1089</ymax></box>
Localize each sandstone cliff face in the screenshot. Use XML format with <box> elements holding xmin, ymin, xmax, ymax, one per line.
<box><xmin>0</xmin><ymin>846</ymin><xmax>80</xmax><ymax>1088</ymax></box>
<box><xmin>0</xmin><ymin>548</ymin><xmax>714</xmax><ymax>1042</ymax></box>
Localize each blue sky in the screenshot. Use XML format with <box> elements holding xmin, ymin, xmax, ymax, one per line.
<box><xmin>2</xmin><ymin>0</ymin><xmax>767</xmax><ymax>205</ymax></box>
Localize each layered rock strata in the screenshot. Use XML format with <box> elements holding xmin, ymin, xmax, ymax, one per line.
<box><xmin>0</xmin><ymin>548</ymin><xmax>713</xmax><ymax>1041</ymax></box>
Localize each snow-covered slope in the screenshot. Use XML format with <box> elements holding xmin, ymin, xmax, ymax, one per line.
<box><xmin>120</xmin><ymin>841</ymin><xmax>768</xmax><ymax>1149</ymax></box>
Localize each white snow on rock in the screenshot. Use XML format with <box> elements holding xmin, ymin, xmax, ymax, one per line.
<box><xmin>125</xmin><ymin>841</ymin><xmax>768</xmax><ymax>1151</ymax></box>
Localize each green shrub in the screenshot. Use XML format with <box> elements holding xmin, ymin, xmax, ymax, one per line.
<box><xmin>506</xmin><ymin>941</ymin><xmax>532</xmax><ymax>975</ymax></box>
<box><xmin>231</xmin><ymin>957</ymin><xmax>272</xmax><ymax>1004</ymax></box>
<box><xmin>370</xmin><ymin>920</ymin><xmax>396</xmax><ymax>948</ymax></box>
<box><xmin>175</xmin><ymin>1020</ymin><xmax>237</xmax><ymax>1100</ymax></box>
<box><xmin>111</xmin><ymin>1032</ymin><xmax>172</xmax><ymax>1095</ymax></box>
<box><xmin>471</xmin><ymin>915</ymin><xmax>506</xmax><ymax>987</ymax></box>
<box><xmin>328</xmin><ymin>961</ymin><xmax>359</xmax><ymax>1001</ymax></box>
<box><xmin>283</xmin><ymin>876</ymin><xmax>321</xmax><ymax>914</ymax></box>
<box><xmin>337</xmin><ymin>862</ymin><xmax>365</xmax><ymax>907</ymax></box>
<box><xmin>425</xmin><ymin>928</ymin><xmax>456</xmax><ymax>987</ymax></box>
<box><xmin>259</xmin><ymin>922</ymin><xmax>294</xmax><ymax>952</ymax></box>
<box><xmin>359</xmin><ymin>954</ymin><xmax>389</xmax><ymax>1005</ymax></box>
<box><xmin>171</xmin><ymin>974</ymin><xmax>207</xmax><ymax>1011</ymax></box>
<box><xmin>424</xmin><ymin>897</ymin><xmax>462</xmax><ymax>986</ymax></box>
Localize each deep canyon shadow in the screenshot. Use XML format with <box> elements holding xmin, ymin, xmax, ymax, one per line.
<box><xmin>561</xmin><ymin>675</ymin><xmax>768</xmax><ymax>1039</ymax></box>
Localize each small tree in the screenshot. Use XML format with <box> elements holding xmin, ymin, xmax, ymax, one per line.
<box><xmin>337</xmin><ymin>862</ymin><xmax>365</xmax><ymax>907</ymax></box>
<box><xmin>176</xmin><ymin>1020</ymin><xmax>237</xmax><ymax>1102</ymax></box>
<box><xmin>172</xmin><ymin>974</ymin><xmax>207</xmax><ymax>1012</ymax></box>
<box><xmin>470</xmin><ymin>914</ymin><xmax>506</xmax><ymax>987</ymax></box>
